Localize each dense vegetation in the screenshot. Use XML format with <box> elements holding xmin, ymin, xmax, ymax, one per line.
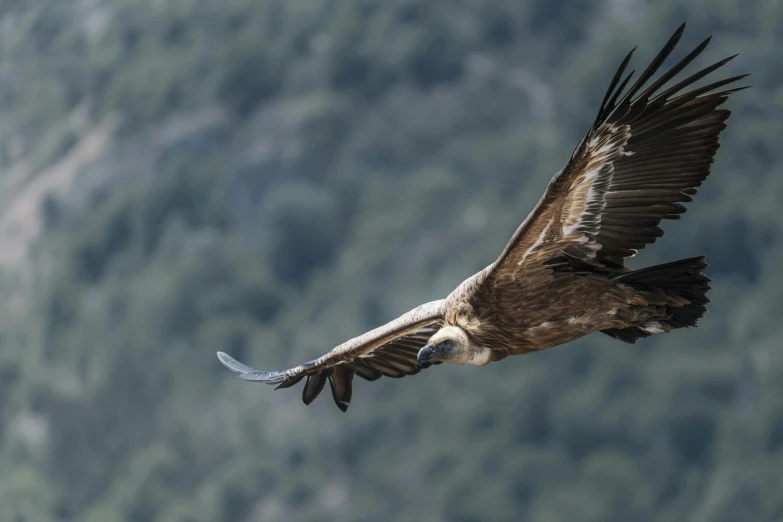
<box><xmin>0</xmin><ymin>0</ymin><xmax>781</xmax><ymax>520</ymax></box>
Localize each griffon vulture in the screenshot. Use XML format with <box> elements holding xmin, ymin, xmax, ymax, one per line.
<box><xmin>217</xmin><ymin>23</ymin><xmax>747</xmax><ymax>411</ymax></box>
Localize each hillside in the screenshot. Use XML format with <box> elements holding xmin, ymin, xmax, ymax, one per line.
<box><xmin>0</xmin><ymin>1</ymin><xmax>782</xmax><ymax>521</ymax></box>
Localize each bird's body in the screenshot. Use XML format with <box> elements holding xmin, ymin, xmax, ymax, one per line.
<box><xmin>218</xmin><ymin>23</ymin><xmax>746</xmax><ymax>411</ymax></box>
<box><xmin>443</xmin><ymin>266</ymin><xmax>626</xmax><ymax>357</ymax></box>
<box><xmin>440</xmin><ymin>251</ymin><xmax>706</xmax><ymax>360</ymax></box>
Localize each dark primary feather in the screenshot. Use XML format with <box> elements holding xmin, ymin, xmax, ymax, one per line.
<box><xmin>584</xmin><ymin>24</ymin><xmax>748</xmax><ymax>264</ymax></box>
<box><xmin>302</xmin><ymin>372</ymin><xmax>328</xmax><ymax>405</ymax></box>
<box><xmin>622</xmin><ymin>22</ymin><xmax>686</xmax><ymax>101</ymax></box>
<box><xmin>328</xmin><ymin>365</ymin><xmax>355</xmax><ymax>412</ymax></box>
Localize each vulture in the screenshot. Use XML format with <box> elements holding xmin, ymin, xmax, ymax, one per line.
<box><xmin>218</xmin><ymin>23</ymin><xmax>747</xmax><ymax>411</ymax></box>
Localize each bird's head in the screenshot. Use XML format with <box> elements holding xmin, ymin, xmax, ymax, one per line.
<box><xmin>417</xmin><ymin>325</ymin><xmax>492</xmax><ymax>367</ymax></box>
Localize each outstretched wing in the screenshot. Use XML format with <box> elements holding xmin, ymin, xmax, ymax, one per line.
<box><xmin>217</xmin><ymin>299</ymin><xmax>445</xmax><ymax>411</ymax></box>
<box><xmin>478</xmin><ymin>23</ymin><xmax>746</xmax><ymax>297</ymax></box>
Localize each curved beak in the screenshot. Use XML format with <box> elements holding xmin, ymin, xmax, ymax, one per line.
<box><xmin>417</xmin><ymin>343</ymin><xmax>436</xmax><ymax>367</ymax></box>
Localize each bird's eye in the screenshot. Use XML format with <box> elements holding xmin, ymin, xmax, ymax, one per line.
<box><xmin>439</xmin><ymin>340</ymin><xmax>453</xmax><ymax>350</ymax></box>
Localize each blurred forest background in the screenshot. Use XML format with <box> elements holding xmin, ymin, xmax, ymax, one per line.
<box><xmin>0</xmin><ymin>0</ymin><xmax>781</xmax><ymax>521</ymax></box>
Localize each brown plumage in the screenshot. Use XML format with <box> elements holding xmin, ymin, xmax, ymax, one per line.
<box><xmin>217</xmin><ymin>23</ymin><xmax>747</xmax><ymax>411</ymax></box>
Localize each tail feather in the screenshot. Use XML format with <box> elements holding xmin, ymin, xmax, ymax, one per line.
<box><xmin>602</xmin><ymin>256</ymin><xmax>711</xmax><ymax>343</ymax></box>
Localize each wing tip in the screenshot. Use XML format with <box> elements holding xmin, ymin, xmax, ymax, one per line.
<box><xmin>216</xmin><ymin>351</ymin><xmax>287</xmax><ymax>385</ymax></box>
<box><xmin>668</xmin><ymin>21</ymin><xmax>686</xmax><ymax>46</ymax></box>
<box><xmin>216</xmin><ymin>351</ymin><xmax>245</xmax><ymax>373</ymax></box>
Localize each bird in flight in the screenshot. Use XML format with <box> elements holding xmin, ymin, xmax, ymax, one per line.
<box><xmin>217</xmin><ymin>23</ymin><xmax>747</xmax><ymax>411</ymax></box>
